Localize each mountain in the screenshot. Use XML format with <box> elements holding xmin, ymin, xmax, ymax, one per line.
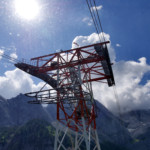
<box><xmin>45</xmin><ymin>100</ymin><xmax>132</xmax><ymax>148</ymax></box>
<box><xmin>0</xmin><ymin>96</ymin><xmax>12</xmax><ymax>126</ymax></box>
<box><xmin>0</xmin><ymin>119</ymin><xmax>130</xmax><ymax>150</ymax></box>
<box><xmin>0</xmin><ymin>119</ymin><xmax>54</xmax><ymax>150</ymax></box>
<box><xmin>121</xmin><ymin>110</ymin><xmax>150</xmax><ymax>150</ymax></box>
<box><xmin>0</xmin><ymin>94</ymin><xmax>133</xmax><ymax>149</ymax></box>
<box><xmin>95</xmin><ymin>102</ymin><xmax>131</xmax><ymax>146</ymax></box>
<box><xmin>0</xmin><ymin>94</ymin><xmax>52</xmax><ymax>126</ymax></box>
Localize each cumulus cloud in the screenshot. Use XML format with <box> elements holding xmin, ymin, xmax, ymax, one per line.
<box><xmin>93</xmin><ymin>57</ymin><xmax>150</xmax><ymax>114</ymax></box>
<box><xmin>72</xmin><ymin>32</ymin><xmax>116</xmax><ymax>62</ymax></box>
<box><xmin>91</xmin><ymin>5</ymin><xmax>103</xmax><ymax>11</ymax></box>
<box><xmin>1</xmin><ymin>32</ymin><xmax>150</xmax><ymax>115</ymax></box>
<box><xmin>72</xmin><ymin>33</ymin><xmax>150</xmax><ymax>114</ymax></box>
<box><xmin>0</xmin><ymin>69</ymin><xmax>49</xmax><ymax>99</ymax></box>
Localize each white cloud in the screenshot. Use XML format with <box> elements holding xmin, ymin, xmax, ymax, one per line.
<box><xmin>82</xmin><ymin>4</ymin><xmax>102</xmax><ymax>27</ymax></box>
<box><xmin>93</xmin><ymin>57</ymin><xmax>150</xmax><ymax>114</ymax></box>
<box><xmin>116</xmin><ymin>43</ymin><xmax>121</xmax><ymax>47</ymax></box>
<box><xmin>17</xmin><ymin>33</ymin><xmax>20</xmax><ymax>37</ymax></box>
<box><xmin>82</xmin><ymin>17</ymin><xmax>93</xmax><ymax>26</ymax></box>
<box><xmin>10</xmin><ymin>53</ymin><xmax>18</xmax><ymax>59</ymax></box>
<box><xmin>0</xmin><ymin>46</ymin><xmax>18</xmax><ymax>64</ymax></box>
<box><xmin>91</xmin><ymin>5</ymin><xmax>103</xmax><ymax>11</ymax></box>
<box><xmin>72</xmin><ymin>32</ymin><xmax>116</xmax><ymax>62</ymax></box>
<box><xmin>0</xmin><ymin>49</ymin><xmax>4</xmax><ymax>60</ymax></box>
<box><xmin>1</xmin><ymin>32</ymin><xmax>150</xmax><ymax>115</ymax></box>
<box><xmin>0</xmin><ymin>69</ymin><xmax>49</xmax><ymax>99</ymax></box>
<box><xmin>9</xmin><ymin>32</ymin><xmax>12</xmax><ymax>36</ymax></box>
<box><xmin>72</xmin><ymin>33</ymin><xmax>150</xmax><ymax>114</ymax></box>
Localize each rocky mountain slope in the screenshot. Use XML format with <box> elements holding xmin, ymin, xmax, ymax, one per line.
<box><xmin>121</xmin><ymin>110</ymin><xmax>150</xmax><ymax>150</ymax></box>
<box><xmin>0</xmin><ymin>94</ymin><xmax>52</xmax><ymax>126</ymax></box>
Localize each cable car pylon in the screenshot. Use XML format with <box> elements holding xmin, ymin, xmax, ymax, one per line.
<box><xmin>15</xmin><ymin>41</ymin><xmax>115</xmax><ymax>150</ymax></box>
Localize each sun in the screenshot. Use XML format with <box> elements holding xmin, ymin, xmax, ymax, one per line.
<box><xmin>14</xmin><ymin>0</ymin><xmax>40</xmax><ymax>21</ymax></box>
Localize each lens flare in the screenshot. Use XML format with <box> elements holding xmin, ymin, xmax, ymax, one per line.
<box><xmin>14</xmin><ymin>0</ymin><xmax>40</xmax><ymax>20</ymax></box>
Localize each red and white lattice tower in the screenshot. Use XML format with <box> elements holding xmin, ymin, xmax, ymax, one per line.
<box><xmin>15</xmin><ymin>41</ymin><xmax>115</xmax><ymax>150</ymax></box>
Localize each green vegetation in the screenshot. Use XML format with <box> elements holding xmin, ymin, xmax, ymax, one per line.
<box><xmin>0</xmin><ymin>126</ymin><xmax>17</xmax><ymax>148</ymax></box>
<box><xmin>134</xmin><ymin>139</ymin><xmax>140</xmax><ymax>143</ymax></box>
<box><xmin>6</xmin><ymin>119</ymin><xmax>54</xmax><ymax>150</ymax></box>
<box><xmin>0</xmin><ymin>119</ymin><xmax>130</xmax><ymax>150</ymax></box>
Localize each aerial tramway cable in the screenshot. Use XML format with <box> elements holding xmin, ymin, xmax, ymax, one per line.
<box><xmin>89</xmin><ymin>0</ymin><xmax>102</xmax><ymax>37</ymax></box>
<box><xmin>85</xmin><ymin>0</ymin><xmax>107</xmax><ymax>42</ymax></box>
<box><xmin>93</xmin><ymin>0</ymin><xmax>106</xmax><ymax>42</ymax></box>
<box><xmin>85</xmin><ymin>0</ymin><xmax>122</xmax><ymax>118</ymax></box>
<box><xmin>85</xmin><ymin>0</ymin><xmax>101</xmax><ymax>42</ymax></box>
<box><xmin>85</xmin><ymin>1</ymin><xmax>126</xmax><ymax>145</ymax></box>
<box><xmin>0</xmin><ymin>52</ymin><xmax>19</xmax><ymax>64</ymax></box>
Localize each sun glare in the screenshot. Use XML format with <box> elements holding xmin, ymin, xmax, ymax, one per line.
<box><xmin>14</xmin><ymin>0</ymin><xmax>40</xmax><ymax>21</ymax></box>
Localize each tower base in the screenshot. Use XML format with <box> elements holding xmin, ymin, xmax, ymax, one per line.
<box><xmin>54</xmin><ymin>117</ymin><xmax>101</xmax><ymax>150</ymax></box>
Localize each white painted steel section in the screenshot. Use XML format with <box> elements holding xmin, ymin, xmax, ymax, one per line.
<box><xmin>54</xmin><ymin>121</ymin><xmax>59</xmax><ymax>150</ymax></box>
<box><xmin>58</xmin><ymin>127</ymin><xmax>68</xmax><ymax>150</ymax></box>
<box><xmin>82</xmin><ymin>117</ymin><xmax>90</xmax><ymax>150</ymax></box>
<box><xmin>95</xmin><ymin>129</ymin><xmax>101</xmax><ymax>150</ymax></box>
<box><xmin>54</xmin><ymin>118</ymin><xmax>101</xmax><ymax>150</ymax></box>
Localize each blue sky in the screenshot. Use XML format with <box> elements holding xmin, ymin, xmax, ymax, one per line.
<box><xmin>0</xmin><ymin>0</ymin><xmax>149</xmax><ymax>66</ymax></box>
<box><xmin>0</xmin><ymin>0</ymin><xmax>150</xmax><ymax>112</ymax></box>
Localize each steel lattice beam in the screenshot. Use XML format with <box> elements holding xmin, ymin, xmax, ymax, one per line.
<box><xmin>15</xmin><ymin>41</ymin><xmax>115</xmax><ymax>150</ymax></box>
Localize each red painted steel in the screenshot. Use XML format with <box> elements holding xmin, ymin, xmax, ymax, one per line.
<box><xmin>25</xmin><ymin>41</ymin><xmax>113</xmax><ymax>131</ymax></box>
